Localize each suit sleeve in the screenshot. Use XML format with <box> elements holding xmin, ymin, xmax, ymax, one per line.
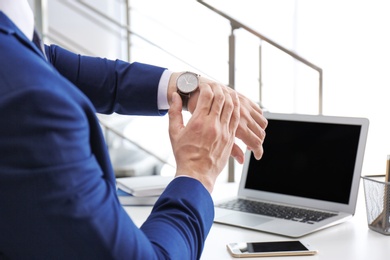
<box><xmin>141</xmin><ymin>177</ymin><xmax>214</xmax><ymax>259</ymax></box>
<box><xmin>44</xmin><ymin>44</ymin><xmax>167</xmax><ymax>116</ymax></box>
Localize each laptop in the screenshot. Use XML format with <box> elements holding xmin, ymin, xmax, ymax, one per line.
<box><xmin>214</xmin><ymin>112</ymin><xmax>369</xmax><ymax>237</ymax></box>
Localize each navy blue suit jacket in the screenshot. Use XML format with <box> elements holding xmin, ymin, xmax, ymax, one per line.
<box><xmin>0</xmin><ymin>12</ymin><xmax>213</xmax><ymax>259</ymax></box>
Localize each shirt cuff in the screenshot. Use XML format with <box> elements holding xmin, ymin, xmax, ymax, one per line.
<box><xmin>157</xmin><ymin>69</ymin><xmax>172</xmax><ymax>110</ymax></box>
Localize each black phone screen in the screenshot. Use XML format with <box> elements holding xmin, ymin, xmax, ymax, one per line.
<box><xmin>240</xmin><ymin>241</ymin><xmax>308</xmax><ymax>253</ymax></box>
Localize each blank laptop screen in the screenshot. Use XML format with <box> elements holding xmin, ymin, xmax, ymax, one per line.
<box><xmin>245</xmin><ymin>119</ymin><xmax>362</xmax><ymax>205</ymax></box>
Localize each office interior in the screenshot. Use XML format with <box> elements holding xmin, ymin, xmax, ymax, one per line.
<box><xmin>30</xmin><ymin>0</ymin><xmax>390</xmax><ymax>182</ymax></box>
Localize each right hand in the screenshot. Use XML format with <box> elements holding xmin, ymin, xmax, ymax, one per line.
<box><xmin>168</xmin><ymin>81</ymin><xmax>240</xmax><ymax>193</ymax></box>
<box><xmin>168</xmin><ymin>72</ymin><xmax>267</xmax><ymax>165</ymax></box>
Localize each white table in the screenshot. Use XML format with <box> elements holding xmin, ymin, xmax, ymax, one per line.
<box><xmin>124</xmin><ymin>181</ymin><xmax>390</xmax><ymax>260</ymax></box>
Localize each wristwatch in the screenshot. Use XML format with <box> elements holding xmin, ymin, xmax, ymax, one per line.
<box><xmin>176</xmin><ymin>71</ymin><xmax>200</xmax><ymax>111</ymax></box>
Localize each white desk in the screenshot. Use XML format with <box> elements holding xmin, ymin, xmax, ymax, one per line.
<box><xmin>124</xmin><ymin>181</ymin><xmax>390</xmax><ymax>260</ymax></box>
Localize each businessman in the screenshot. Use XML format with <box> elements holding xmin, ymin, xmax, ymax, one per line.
<box><xmin>0</xmin><ymin>0</ymin><xmax>267</xmax><ymax>259</ymax></box>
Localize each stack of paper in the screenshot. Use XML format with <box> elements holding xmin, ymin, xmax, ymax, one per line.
<box><xmin>116</xmin><ymin>175</ymin><xmax>174</xmax><ymax>206</ymax></box>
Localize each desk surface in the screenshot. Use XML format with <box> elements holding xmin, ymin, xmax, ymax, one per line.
<box><xmin>124</xmin><ymin>181</ymin><xmax>390</xmax><ymax>260</ymax></box>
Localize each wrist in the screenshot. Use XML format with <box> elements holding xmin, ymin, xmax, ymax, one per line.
<box><xmin>168</xmin><ymin>72</ymin><xmax>182</xmax><ymax>107</ymax></box>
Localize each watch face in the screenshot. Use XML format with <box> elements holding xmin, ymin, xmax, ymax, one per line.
<box><xmin>177</xmin><ymin>72</ymin><xmax>199</xmax><ymax>93</ymax></box>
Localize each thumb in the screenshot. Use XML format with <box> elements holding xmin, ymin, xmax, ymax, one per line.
<box><xmin>168</xmin><ymin>92</ymin><xmax>184</xmax><ymax>138</ymax></box>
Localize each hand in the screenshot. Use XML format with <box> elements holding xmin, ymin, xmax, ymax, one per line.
<box><xmin>168</xmin><ymin>82</ymin><xmax>240</xmax><ymax>193</ymax></box>
<box><xmin>187</xmin><ymin>81</ymin><xmax>267</xmax><ymax>164</ymax></box>
<box><xmin>168</xmin><ymin>73</ymin><xmax>267</xmax><ymax>164</ymax></box>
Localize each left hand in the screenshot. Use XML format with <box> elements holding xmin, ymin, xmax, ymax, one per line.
<box><xmin>188</xmin><ymin>80</ymin><xmax>267</xmax><ymax>164</ymax></box>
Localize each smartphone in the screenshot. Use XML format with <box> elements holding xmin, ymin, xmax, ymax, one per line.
<box><xmin>227</xmin><ymin>240</ymin><xmax>318</xmax><ymax>258</ymax></box>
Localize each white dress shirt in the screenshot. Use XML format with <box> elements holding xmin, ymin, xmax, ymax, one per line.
<box><xmin>0</xmin><ymin>0</ymin><xmax>34</xmax><ymax>40</ymax></box>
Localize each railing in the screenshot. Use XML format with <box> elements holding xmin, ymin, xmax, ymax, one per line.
<box><xmin>197</xmin><ymin>0</ymin><xmax>323</xmax><ymax>114</ymax></box>
<box><xmin>37</xmin><ymin>0</ymin><xmax>206</xmax><ymax>74</ymax></box>
<box><xmin>34</xmin><ymin>0</ymin><xmax>323</xmax><ymax>182</ymax></box>
<box><xmin>197</xmin><ymin>0</ymin><xmax>323</xmax><ymax>182</ymax></box>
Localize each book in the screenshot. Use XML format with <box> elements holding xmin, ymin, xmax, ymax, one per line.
<box><xmin>116</xmin><ymin>189</ymin><xmax>159</xmax><ymax>206</ymax></box>
<box><xmin>116</xmin><ymin>175</ymin><xmax>174</xmax><ymax>197</ymax></box>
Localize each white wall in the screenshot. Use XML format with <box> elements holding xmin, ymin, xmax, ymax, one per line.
<box><xmin>296</xmin><ymin>0</ymin><xmax>390</xmax><ymax>175</ymax></box>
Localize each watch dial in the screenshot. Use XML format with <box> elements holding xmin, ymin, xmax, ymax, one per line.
<box><xmin>178</xmin><ymin>73</ymin><xmax>198</xmax><ymax>93</ymax></box>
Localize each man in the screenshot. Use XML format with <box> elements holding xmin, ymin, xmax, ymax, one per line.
<box><xmin>0</xmin><ymin>0</ymin><xmax>267</xmax><ymax>259</ymax></box>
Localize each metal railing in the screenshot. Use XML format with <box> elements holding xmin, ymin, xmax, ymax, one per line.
<box><xmin>197</xmin><ymin>0</ymin><xmax>323</xmax><ymax>182</ymax></box>
<box><xmin>34</xmin><ymin>0</ymin><xmax>323</xmax><ymax>182</ymax></box>
<box><xmin>197</xmin><ymin>0</ymin><xmax>323</xmax><ymax>114</ymax></box>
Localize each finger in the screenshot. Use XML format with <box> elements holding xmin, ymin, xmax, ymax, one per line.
<box><xmin>168</xmin><ymin>92</ymin><xmax>185</xmax><ymax>138</ymax></box>
<box><xmin>249</xmin><ymin>109</ymin><xmax>268</xmax><ymax>136</ymax></box>
<box><xmin>192</xmin><ymin>83</ymin><xmax>214</xmax><ymax>117</ymax></box>
<box><xmin>250</xmin><ymin>144</ymin><xmax>264</xmax><ymax>160</ymax></box>
<box><xmin>230</xmin><ymin>143</ymin><xmax>245</xmax><ymax>164</ymax></box>
<box><xmin>228</xmin><ymin>90</ymin><xmax>240</xmax><ymax>135</ymax></box>
<box><xmin>219</xmin><ymin>86</ymin><xmax>233</xmax><ymax>127</ymax></box>
<box><xmin>240</xmin><ymin>98</ymin><xmax>267</xmax><ymax>135</ymax></box>
<box><xmin>242</xmin><ymin>118</ymin><xmax>266</xmax><ymax>160</ymax></box>
<box><xmin>241</xmin><ymin>117</ymin><xmax>266</xmax><ymax>146</ymax></box>
<box><xmin>227</xmin><ymin>91</ymin><xmax>244</xmax><ymax>163</ymax></box>
<box><xmin>236</xmin><ymin>99</ymin><xmax>267</xmax><ymax>160</ymax></box>
<box><xmin>244</xmin><ymin>131</ymin><xmax>265</xmax><ymax>160</ymax></box>
<box><xmin>208</xmin><ymin>83</ymin><xmax>225</xmax><ymax>117</ymax></box>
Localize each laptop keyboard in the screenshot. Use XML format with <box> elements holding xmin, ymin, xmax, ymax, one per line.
<box><xmin>215</xmin><ymin>199</ymin><xmax>337</xmax><ymax>224</ymax></box>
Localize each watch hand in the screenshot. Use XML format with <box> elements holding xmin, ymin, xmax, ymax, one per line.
<box><xmin>183</xmin><ymin>76</ymin><xmax>189</xmax><ymax>84</ymax></box>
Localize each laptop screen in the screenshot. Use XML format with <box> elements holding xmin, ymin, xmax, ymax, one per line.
<box><xmin>244</xmin><ymin>118</ymin><xmax>362</xmax><ymax>205</ymax></box>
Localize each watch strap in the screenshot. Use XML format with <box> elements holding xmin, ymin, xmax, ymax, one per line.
<box><xmin>178</xmin><ymin>91</ymin><xmax>190</xmax><ymax>111</ymax></box>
